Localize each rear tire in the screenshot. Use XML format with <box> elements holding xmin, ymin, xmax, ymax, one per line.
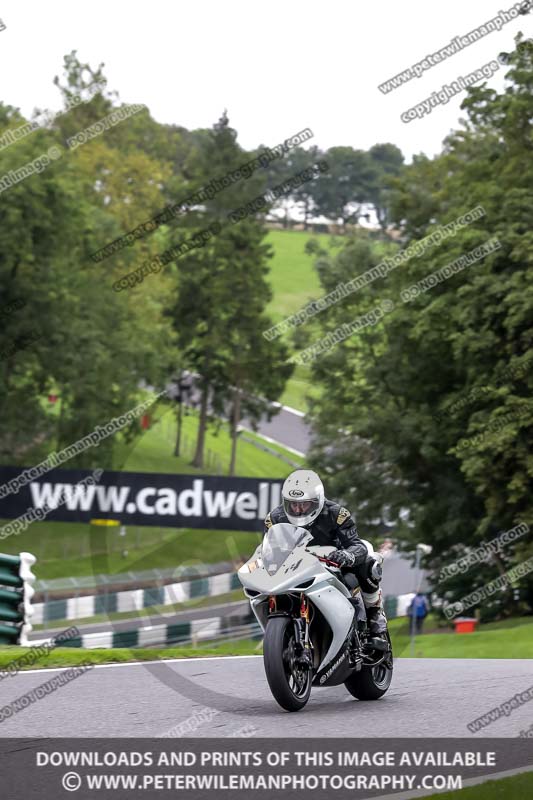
<box><xmin>344</xmin><ymin>632</ymin><xmax>393</xmax><ymax>700</ymax></box>
<box><xmin>263</xmin><ymin>616</ymin><xmax>312</xmax><ymax>712</ymax></box>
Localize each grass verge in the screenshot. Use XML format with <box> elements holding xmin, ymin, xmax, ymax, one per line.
<box><xmin>390</xmin><ymin>614</ymin><xmax>533</xmax><ymax>659</ymax></box>
<box><xmin>116</xmin><ymin>404</ymin><xmax>298</xmax><ymax>477</ymax></box>
<box><xmin>0</xmin><ymin>638</ymin><xmax>259</xmax><ymax>671</ymax></box>
<box><xmin>422</xmin><ymin>771</ymin><xmax>533</xmax><ymax>799</ymax></box>
<box><xmin>3</xmin><ymin>616</ymin><xmax>532</xmax><ymax>672</ymax></box>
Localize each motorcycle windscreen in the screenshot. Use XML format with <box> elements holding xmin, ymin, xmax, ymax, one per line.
<box><xmin>261</xmin><ymin>523</ymin><xmax>311</xmax><ymax>576</ymax></box>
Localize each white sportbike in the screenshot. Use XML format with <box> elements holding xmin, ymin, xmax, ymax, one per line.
<box><xmin>238</xmin><ymin>523</ymin><xmax>393</xmax><ymax>711</ymax></box>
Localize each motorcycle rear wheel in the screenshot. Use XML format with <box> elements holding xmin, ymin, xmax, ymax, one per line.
<box><xmin>263</xmin><ymin>616</ymin><xmax>312</xmax><ymax>712</ymax></box>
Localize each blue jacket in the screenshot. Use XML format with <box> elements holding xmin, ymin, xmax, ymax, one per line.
<box><xmin>410</xmin><ymin>594</ymin><xmax>429</xmax><ymax>618</ymax></box>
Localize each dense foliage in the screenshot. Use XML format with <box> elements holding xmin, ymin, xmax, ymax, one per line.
<box><xmin>0</xmin><ymin>52</ymin><xmax>401</xmax><ymax>471</ymax></box>
<box><xmin>305</xmin><ymin>36</ymin><xmax>533</xmax><ymax>617</ymax></box>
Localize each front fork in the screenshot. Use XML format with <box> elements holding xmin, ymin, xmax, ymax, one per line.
<box><xmin>267</xmin><ymin>594</ymin><xmax>314</xmax><ymax>669</ymax></box>
<box><xmin>294</xmin><ymin>594</ymin><xmax>313</xmax><ymax>668</ymax></box>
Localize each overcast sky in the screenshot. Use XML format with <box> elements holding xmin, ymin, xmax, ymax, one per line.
<box><xmin>1</xmin><ymin>0</ymin><xmax>531</xmax><ymax>161</ymax></box>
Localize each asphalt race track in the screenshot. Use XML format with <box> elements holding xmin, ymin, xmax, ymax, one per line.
<box><xmin>249</xmin><ymin>405</ymin><xmax>310</xmax><ymax>455</ymax></box>
<box><xmin>0</xmin><ymin>657</ymin><xmax>530</xmax><ymax>737</ymax></box>
<box><xmin>181</xmin><ymin>379</ymin><xmax>311</xmax><ymax>454</ymax></box>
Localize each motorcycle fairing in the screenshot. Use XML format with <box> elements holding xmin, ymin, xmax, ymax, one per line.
<box><xmin>240</xmin><ymin>535</ymin><xmax>356</xmax><ymax>671</ymax></box>
<box><xmin>312</xmin><ymin>619</ymin><xmax>358</xmax><ymax>687</ymax></box>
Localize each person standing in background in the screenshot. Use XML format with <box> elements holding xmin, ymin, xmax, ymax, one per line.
<box><xmin>408</xmin><ymin>591</ymin><xmax>430</xmax><ymax>634</ymax></box>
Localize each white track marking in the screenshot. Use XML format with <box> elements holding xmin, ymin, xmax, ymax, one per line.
<box><xmin>242</xmin><ymin>427</ymin><xmax>305</xmax><ymax>458</ymax></box>
<box><xmin>272</xmin><ymin>402</ymin><xmax>306</xmax><ymax>418</ymax></box>
<box><xmin>9</xmin><ymin>654</ymin><xmax>262</xmax><ymax>676</ymax></box>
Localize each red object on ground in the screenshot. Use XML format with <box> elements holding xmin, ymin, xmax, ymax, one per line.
<box><xmin>454</xmin><ymin>617</ymin><xmax>478</xmax><ymax>634</ymax></box>
<box><xmin>140</xmin><ymin>414</ymin><xmax>151</xmax><ymax>429</ymax></box>
<box><xmin>48</xmin><ymin>394</ymin><xmax>58</xmax><ymax>403</ymax></box>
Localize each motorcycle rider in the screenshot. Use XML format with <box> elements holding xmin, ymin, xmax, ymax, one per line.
<box><xmin>264</xmin><ymin>469</ymin><xmax>389</xmax><ymax>645</ymax></box>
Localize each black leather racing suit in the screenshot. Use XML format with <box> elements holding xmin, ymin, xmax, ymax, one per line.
<box><xmin>263</xmin><ymin>498</ymin><xmax>380</xmax><ymax>595</ymax></box>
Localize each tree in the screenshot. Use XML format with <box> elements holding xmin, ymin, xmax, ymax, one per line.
<box><xmin>275</xmin><ymin>145</ymin><xmax>322</xmax><ymax>229</ymax></box>
<box><xmin>304</xmin><ymin>34</ymin><xmax>533</xmax><ymax>617</ymax></box>
<box><xmin>310</xmin><ymin>146</ymin><xmax>377</xmax><ymax>228</ymax></box>
<box><xmin>167</xmin><ymin>112</ymin><xmax>292</xmax><ymax>469</ymax></box>
<box><xmin>0</xmin><ymin>53</ymin><xmax>175</xmax><ymax>468</ymax></box>
<box><xmin>367</xmin><ymin>143</ymin><xmax>404</xmax><ymax>234</ymax></box>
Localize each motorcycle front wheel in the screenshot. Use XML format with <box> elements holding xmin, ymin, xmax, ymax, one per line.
<box><xmin>263</xmin><ymin>616</ymin><xmax>312</xmax><ymax>712</ymax></box>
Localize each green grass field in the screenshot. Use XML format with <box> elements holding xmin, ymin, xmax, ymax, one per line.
<box><xmin>390</xmin><ymin>614</ymin><xmax>533</xmax><ymax>659</ymax></box>
<box><xmin>423</xmin><ymin>772</ymin><xmax>533</xmax><ymax>799</ymax></box>
<box><xmin>265</xmin><ymin>229</ymin><xmax>331</xmax><ymax>409</ymax></box>
<box><xmin>13</xmin><ymin>386</ymin><xmax>301</xmax><ymax>479</ymax></box>
<box><xmin>0</xmin><ymin>522</ymin><xmax>261</xmax><ymax>579</ymax></box>
<box><xmin>264</xmin><ymin>229</ymin><xmax>333</xmax><ymax>323</ymax></box>
<box><xmin>109</xmin><ymin>404</ymin><xmax>298</xmax><ymax>478</ymax></box>
<box><xmin>264</xmin><ymin>229</ymin><xmax>393</xmax><ymax>409</ymax></box>
<box><xmin>264</xmin><ymin>228</ymin><xmax>392</xmax><ymax>323</ymax></box>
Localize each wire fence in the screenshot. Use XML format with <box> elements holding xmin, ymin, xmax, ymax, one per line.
<box><xmin>35</xmin><ymin>559</ymin><xmax>235</xmax><ymax>593</ymax></box>
<box><xmin>33</xmin><ymin>525</ymin><xmax>173</xmax><ymax>564</ymax></box>
<box><xmin>239</xmin><ymin>433</ymin><xmax>302</xmax><ymax>468</ymax></box>
<box><xmin>160</xmin><ymin>416</ymin><xmax>224</xmax><ymax>474</ymax></box>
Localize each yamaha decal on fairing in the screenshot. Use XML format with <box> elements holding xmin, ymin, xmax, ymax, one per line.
<box><xmin>315</xmin><ymin>619</ymin><xmax>359</xmax><ymax>687</ymax></box>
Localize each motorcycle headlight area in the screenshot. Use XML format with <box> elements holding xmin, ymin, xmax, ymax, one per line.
<box><xmin>240</xmin><ymin>558</ymin><xmax>263</xmax><ymax>573</ymax></box>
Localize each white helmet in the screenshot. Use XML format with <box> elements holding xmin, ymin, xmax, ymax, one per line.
<box><xmin>282</xmin><ymin>469</ymin><xmax>325</xmax><ymax>527</ymax></box>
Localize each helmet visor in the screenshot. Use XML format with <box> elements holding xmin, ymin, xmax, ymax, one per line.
<box><xmin>283</xmin><ymin>498</ymin><xmax>320</xmax><ymax>519</ymax></box>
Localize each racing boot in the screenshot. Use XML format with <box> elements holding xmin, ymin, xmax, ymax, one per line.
<box><xmin>363</xmin><ymin>590</ymin><xmax>389</xmax><ymax>651</ymax></box>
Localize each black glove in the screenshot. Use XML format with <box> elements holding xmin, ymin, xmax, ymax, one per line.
<box><xmin>328</xmin><ymin>549</ymin><xmax>356</xmax><ymax>567</ymax></box>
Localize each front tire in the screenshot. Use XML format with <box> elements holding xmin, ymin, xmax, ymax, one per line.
<box><xmin>263</xmin><ymin>616</ymin><xmax>312</xmax><ymax>712</ymax></box>
<box><xmin>344</xmin><ymin>632</ymin><xmax>393</xmax><ymax>700</ymax></box>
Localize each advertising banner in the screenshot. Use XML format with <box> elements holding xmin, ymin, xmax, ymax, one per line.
<box><xmin>0</xmin><ymin>467</ymin><xmax>283</xmax><ymax>531</ymax></box>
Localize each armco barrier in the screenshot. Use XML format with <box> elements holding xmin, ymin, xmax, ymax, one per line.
<box><xmin>32</xmin><ymin>609</ymin><xmax>260</xmax><ymax>649</ymax></box>
<box><xmin>33</xmin><ymin>595</ymin><xmax>416</xmax><ymax>650</ymax></box>
<box><xmin>32</xmin><ymin>570</ymin><xmax>243</xmax><ymax>625</ymax></box>
<box><xmin>0</xmin><ymin>552</ymin><xmax>36</xmax><ymax>644</ymax></box>
<box><xmin>33</xmin><ymin>584</ymin><xmax>414</xmax><ymax>628</ymax></box>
